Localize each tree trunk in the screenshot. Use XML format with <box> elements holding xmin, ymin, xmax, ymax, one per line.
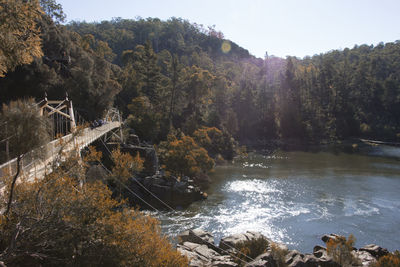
<box><xmin>5</xmin><ymin>155</ymin><xmax>22</xmax><ymax>217</ymax></box>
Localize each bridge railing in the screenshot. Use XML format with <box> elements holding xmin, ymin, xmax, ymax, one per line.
<box><xmin>0</xmin><ymin>111</ymin><xmax>122</xmax><ymax>181</ymax></box>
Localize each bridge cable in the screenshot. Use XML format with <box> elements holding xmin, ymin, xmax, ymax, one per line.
<box><xmin>96</xmin><ymin>138</ymin><xmax>256</xmax><ymax>264</ymax></box>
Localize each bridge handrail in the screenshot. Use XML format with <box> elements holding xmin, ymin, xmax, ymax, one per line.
<box><xmin>0</xmin><ymin>110</ymin><xmax>121</xmax><ymax>179</ymax></box>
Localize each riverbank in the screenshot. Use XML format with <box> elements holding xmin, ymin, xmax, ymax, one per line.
<box><xmin>158</xmin><ymin>149</ymin><xmax>400</xmax><ymax>254</ymax></box>
<box><xmin>177</xmin><ymin>228</ymin><xmax>394</xmax><ymax>267</ymax></box>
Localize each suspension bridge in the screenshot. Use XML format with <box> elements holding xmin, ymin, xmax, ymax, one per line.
<box><xmin>0</xmin><ymin>94</ymin><xmax>122</xmax><ymax>185</ymax></box>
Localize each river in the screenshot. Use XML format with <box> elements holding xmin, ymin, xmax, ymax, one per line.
<box><xmin>156</xmin><ymin>147</ymin><xmax>400</xmax><ymax>253</ymax></box>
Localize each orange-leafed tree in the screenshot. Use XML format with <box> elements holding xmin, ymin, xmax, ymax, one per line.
<box><xmin>158</xmin><ymin>134</ymin><xmax>214</xmax><ymax>178</ymax></box>
<box><xmin>0</xmin><ymin>148</ymin><xmax>187</xmax><ymax>266</ymax></box>
<box><xmin>0</xmin><ymin>0</ymin><xmax>43</xmax><ymax>77</ymax></box>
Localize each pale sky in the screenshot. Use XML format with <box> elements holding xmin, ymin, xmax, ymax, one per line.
<box><xmin>58</xmin><ymin>0</ymin><xmax>400</xmax><ymax>59</ymax></box>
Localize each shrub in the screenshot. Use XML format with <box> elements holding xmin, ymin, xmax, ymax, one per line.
<box><xmin>193</xmin><ymin>126</ymin><xmax>236</xmax><ymax>160</ymax></box>
<box><xmin>158</xmin><ymin>134</ymin><xmax>214</xmax><ymax>178</ymax></box>
<box><xmin>0</xmin><ymin>168</ymin><xmax>187</xmax><ymax>266</ymax></box>
<box><xmin>0</xmin><ymin>145</ymin><xmax>186</xmax><ymax>266</ymax></box>
<box><xmin>371</xmin><ymin>251</ymin><xmax>400</xmax><ymax>267</ymax></box>
<box><xmin>270</xmin><ymin>242</ymin><xmax>289</xmax><ymax>267</ymax></box>
<box><xmin>233</xmin><ymin>237</ymin><xmax>269</xmax><ymax>266</ymax></box>
<box><xmin>326</xmin><ymin>234</ymin><xmax>361</xmax><ymax>266</ymax></box>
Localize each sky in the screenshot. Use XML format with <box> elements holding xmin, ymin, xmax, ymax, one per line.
<box><xmin>58</xmin><ymin>0</ymin><xmax>400</xmax><ymax>59</ymax></box>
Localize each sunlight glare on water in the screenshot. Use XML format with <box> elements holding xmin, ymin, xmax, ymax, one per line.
<box><xmin>158</xmin><ymin>150</ymin><xmax>400</xmax><ymax>252</ymax></box>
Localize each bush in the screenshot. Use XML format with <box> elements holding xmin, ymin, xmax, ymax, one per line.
<box><xmin>270</xmin><ymin>242</ymin><xmax>289</xmax><ymax>267</ymax></box>
<box><xmin>326</xmin><ymin>234</ymin><xmax>361</xmax><ymax>266</ymax></box>
<box><xmin>158</xmin><ymin>134</ymin><xmax>214</xmax><ymax>178</ymax></box>
<box><xmin>0</xmin><ymin>149</ymin><xmax>187</xmax><ymax>266</ymax></box>
<box><xmin>371</xmin><ymin>251</ymin><xmax>400</xmax><ymax>267</ymax></box>
<box><xmin>233</xmin><ymin>237</ymin><xmax>269</xmax><ymax>266</ymax></box>
<box><xmin>193</xmin><ymin>126</ymin><xmax>236</xmax><ymax>160</ymax></box>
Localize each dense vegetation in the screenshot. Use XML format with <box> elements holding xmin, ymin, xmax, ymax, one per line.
<box><xmin>0</xmin><ymin>141</ymin><xmax>187</xmax><ymax>266</ymax></box>
<box><xmin>1</xmin><ymin>1</ymin><xmax>400</xmax><ymax>265</ymax></box>
<box><xmin>1</xmin><ymin>11</ymin><xmax>399</xmax><ymax>146</ymax></box>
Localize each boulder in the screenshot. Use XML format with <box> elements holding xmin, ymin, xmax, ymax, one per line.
<box><xmin>313</xmin><ymin>246</ymin><xmax>326</xmax><ymax>258</ymax></box>
<box><xmin>219</xmin><ymin>231</ymin><xmax>267</xmax><ymax>252</ymax></box>
<box><xmin>212</xmin><ymin>255</ymin><xmax>238</xmax><ymax>267</ymax></box>
<box><xmin>303</xmin><ymin>254</ymin><xmax>319</xmax><ymax>266</ymax></box>
<box><xmin>321</xmin><ymin>234</ymin><xmax>343</xmax><ymax>243</ymax></box>
<box><xmin>359</xmin><ymin>244</ymin><xmax>389</xmax><ymax>259</ymax></box>
<box><xmin>126</xmin><ymin>134</ymin><xmax>140</xmax><ymax>146</ymax></box>
<box><xmin>245</xmin><ymin>251</ymin><xmax>276</xmax><ymax>267</ymax></box>
<box><xmin>285</xmin><ymin>250</ymin><xmax>304</xmax><ymax>267</ymax></box>
<box><xmin>353</xmin><ymin>250</ymin><xmax>377</xmax><ymax>266</ymax></box>
<box><xmin>178</xmin><ymin>241</ymin><xmax>237</xmax><ymax>267</ymax></box>
<box><xmin>178</xmin><ymin>228</ymin><xmax>215</xmax><ymax>247</ymax></box>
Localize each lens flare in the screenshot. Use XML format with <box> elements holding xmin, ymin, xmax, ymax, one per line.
<box><xmin>221</xmin><ymin>41</ymin><xmax>231</xmax><ymax>53</ymax></box>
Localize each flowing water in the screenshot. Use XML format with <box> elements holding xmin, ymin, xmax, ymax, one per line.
<box><xmin>156</xmin><ymin>147</ymin><xmax>400</xmax><ymax>253</ymax></box>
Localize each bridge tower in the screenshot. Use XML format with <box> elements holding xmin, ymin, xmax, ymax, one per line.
<box><xmin>38</xmin><ymin>93</ymin><xmax>76</xmax><ymax>135</ymax></box>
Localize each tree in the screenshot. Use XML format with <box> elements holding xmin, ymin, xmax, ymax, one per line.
<box><xmin>40</xmin><ymin>0</ymin><xmax>66</xmax><ymax>23</ymax></box>
<box><xmin>181</xmin><ymin>65</ymin><xmax>215</xmax><ymax>133</ymax></box>
<box><xmin>0</xmin><ymin>99</ymin><xmax>51</xmax><ymax>216</ymax></box>
<box><xmin>110</xmin><ymin>147</ymin><xmax>144</xmax><ymax>198</ymax></box>
<box><xmin>133</xmin><ymin>41</ymin><xmax>164</xmax><ymax>104</ymax></box>
<box><xmin>158</xmin><ymin>134</ymin><xmax>214</xmax><ymax>177</ymax></box>
<box><xmin>127</xmin><ymin>96</ymin><xmax>161</xmax><ymax>142</ymax></box>
<box><xmin>0</xmin><ymin>0</ymin><xmax>43</xmax><ymax>77</ymax></box>
<box><xmin>0</xmin><ymin>152</ymin><xmax>188</xmax><ymax>266</ymax></box>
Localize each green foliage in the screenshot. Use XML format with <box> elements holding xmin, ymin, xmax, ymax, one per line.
<box><xmin>127</xmin><ymin>96</ymin><xmax>161</xmax><ymax>142</ymax></box>
<box><xmin>40</xmin><ymin>0</ymin><xmax>66</xmax><ymax>23</ymax></box>
<box><xmin>158</xmin><ymin>134</ymin><xmax>214</xmax><ymax>177</ymax></box>
<box><xmin>1</xmin><ymin>13</ymin><xmax>400</xmax><ymax>145</ymax></box>
<box><xmin>0</xmin><ymin>98</ymin><xmax>51</xmax><ymax>162</ymax></box>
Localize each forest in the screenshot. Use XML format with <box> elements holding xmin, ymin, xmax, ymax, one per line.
<box><xmin>1</xmin><ymin>1</ymin><xmax>399</xmax><ymax>147</ymax></box>
<box><xmin>1</xmin><ymin>1</ymin><xmax>400</xmax><ymax>266</ymax></box>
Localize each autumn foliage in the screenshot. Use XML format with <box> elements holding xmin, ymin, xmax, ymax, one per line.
<box><xmin>371</xmin><ymin>251</ymin><xmax>400</xmax><ymax>267</ymax></box>
<box><xmin>0</xmin><ymin>0</ymin><xmax>43</xmax><ymax>77</ymax></box>
<box><xmin>326</xmin><ymin>234</ymin><xmax>360</xmax><ymax>266</ymax></box>
<box><xmin>193</xmin><ymin>126</ymin><xmax>236</xmax><ymax>160</ymax></box>
<box><xmin>0</xmin><ymin>147</ymin><xmax>187</xmax><ymax>266</ymax></box>
<box><xmin>158</xmin><ymin>134</ymin><xmax>214</xmax><ymax>177</ymax></box>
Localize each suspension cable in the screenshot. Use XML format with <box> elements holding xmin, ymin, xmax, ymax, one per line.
<box><xmin>96</xmin><ymin>138</ymin><xmax>255</xmax><ymax>263</ymax></box>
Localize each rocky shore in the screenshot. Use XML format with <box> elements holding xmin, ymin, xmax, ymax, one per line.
<box><xmin>176</xmin><ymin>229</ymin><xmax>392</xmax><ymax>267</ymax></box>
<box><xmin>90</xmin><ymin>133</ymin><xmax>207</xmax><ymax>209</ymax></box>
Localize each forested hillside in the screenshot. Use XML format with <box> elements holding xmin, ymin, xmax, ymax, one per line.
<box><xmin>1</xmin><ymin>10</ymin><xmax>399</xmax><ymax>145</ymax></box>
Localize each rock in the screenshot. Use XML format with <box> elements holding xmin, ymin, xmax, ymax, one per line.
<box><xmin>303</xmin><ymin>254</ymin><xmax>319</xmax><ymax>266</ymax></box>
<box><xmin>313</xmin><ymin>245</ymin><xmax>326</xmax><ymax>253</ymax></box>
<box><xmin>178</xmin><ymin>228</ymin><xmax>215</xmax><ymax>247</ymax></box>
<box><xmin>353</xmin><ymin>250</ymin><xmax>377</xmax><ymax>266</ymax></box>
<box><xmin>285</xmin><ymin>250</ymin><xmax>304</xmax><ymax>267</ymax></box>
<box><xmin>219</xmin><ymin>231</ymin><xmax>267</xmax><ymax>252</ymax></box>
<box><xmin>126</xmin><ymin>134</ymin><xmax>140</xmax><ymax>146</ymax></box>
<box><xmin>359</xmin><ymin>244</ymin><xmax>389</xmax><ymax>259</ymax></box>
<box><xmin>212</xmin><ymin>255</ymin><xmax>238</xmax><ymax>267</ymax></box>
<box><xmin>321</xmin><ymin>234</ymin><xmax>343</xmax><ymax>243</ymax></box>
<box><xmin>312</xmin><ymin>246</ymin><xmax>327</xmax><ymax>259</ymax></box>
<box><xmin>121</xmin><ymin>144</ymin><xmax>158</xmax><ymax>176</ymax></box>
<box><xmin>245</xmin><ymin>251</ymin><xmax>276</xmax><ymax>267</ymax></box>
<box><xmin>178</xmin><ymin>240</ymin><xmax>237</xmax><ymax>267</ymax></box>
<box><xmin>178</xmin><ymin>242</ymin><xmax>215</xmax><ymax>266</ymax></box>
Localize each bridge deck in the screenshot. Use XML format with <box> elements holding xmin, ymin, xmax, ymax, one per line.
<box><xmin>0</xmin><ymin>121</ymin><xmax>121</xmax><ymax>186</ymax></box>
